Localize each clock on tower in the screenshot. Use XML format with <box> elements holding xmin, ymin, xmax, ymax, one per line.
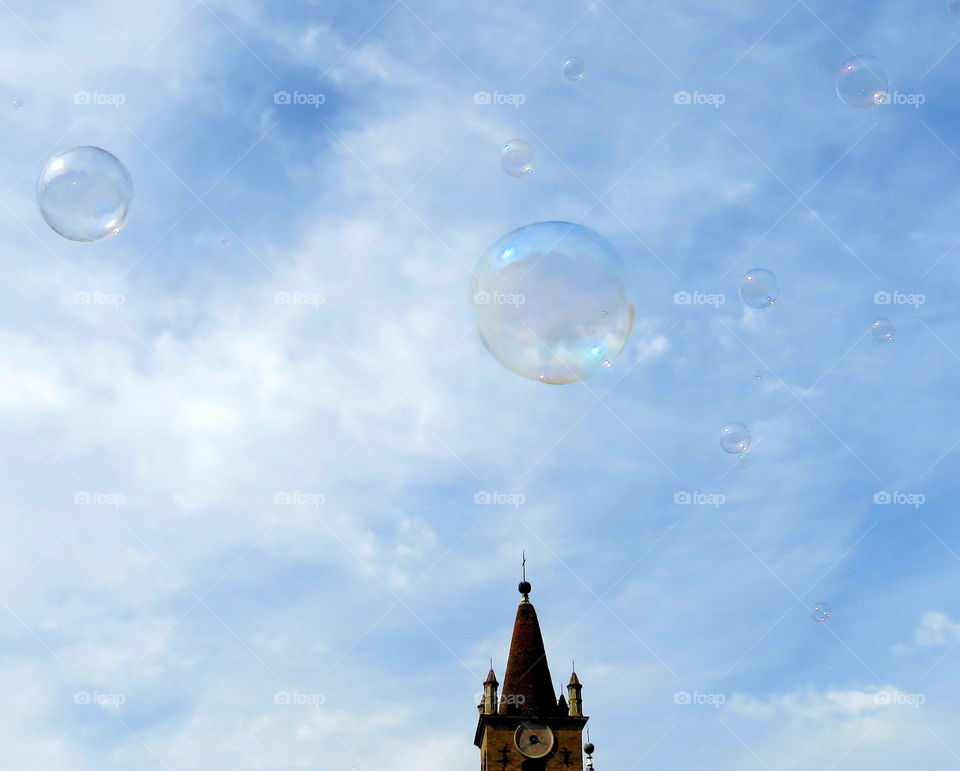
<box><xmin>474</xmin><ymin>576</ymin><xmax>598</xmax><ymax>770</ymax></box>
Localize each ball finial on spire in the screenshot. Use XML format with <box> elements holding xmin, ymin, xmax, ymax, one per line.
<box><xmin>519</xmin><ymin>551</ymin><xmax>531</xmax><ymax>597</ymax></box>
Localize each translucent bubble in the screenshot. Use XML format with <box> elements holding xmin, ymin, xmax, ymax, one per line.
<box><xmin>37</xmin><ymin>146</ymin><xmax>132</xmax><ymax>242</ymax></box>
<box><xmin>872</xmin><ymin>318</ymin><xmax>895</xmax><ymax>342</ymax></box>
<box><xmin>720</xmin><ymin>422</ymin><xmax>751</xmax><ymax>454</ymax></box>
<box><xmin>501</xmin><ymin>139</ymin><xmax>534</xmax><ymax>178</ymax></box>
<box><xmin>220</xmin><ymin>236</ymin><xmax>230</xmax><ymax>245</ymax></box>
<box><xmin>836</xmin><ymin>56</ymin><xmax>888</xmax><ymax>109</ymax></box>
<box><xmin>812</xmin><ymin>603</ymin><xmax>832</xmax><ymax>623</ymax></box>
<box><xmin>471</xmin><ymin>221</ymin><xmax>634</xmax><ymax>385</ymax></box>
<box><xmin>752</xmin><ymin>371</ymin><xmax>762</xmax><ymax>383</ymax></box>
<box><xmin>739</xmin><ymin>268</ymin><xmax>778</xmax><ymax>308</ymax></box>
<box><xmin>562</xmin><ymin>57</ymin><xmax>585</xmax><ymax>82</ymax></box>
<box><xmin>738</xmin><ymin>453</ymin><xmax>752</xmax><ymax>469</ymax></box>
<box><xmin>12</xmin><ymin>100</ymin><xmax>22</xmax><ymax>111</ymax></box>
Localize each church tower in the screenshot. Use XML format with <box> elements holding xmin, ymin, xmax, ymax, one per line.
<box><xmin>475</xmin><ymin>577</ymin><xmax>596</xmax><ymax>770</ymax></box>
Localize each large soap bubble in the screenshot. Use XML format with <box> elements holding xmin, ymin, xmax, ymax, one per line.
<box><xmin>836</xmin><ymin>56</ymin><xmax>887</xmax><ymax>109</ymax></box>
<box><xmin>471</xmin><ymin>221</ymin><xmax>634</xmax><ymax>385</ymax></box>
<box><xmin>739</xmin><ymin>268</ymin><xmax>778</xmax><ymax>309</ymax></box>
<box><xmin>38</xmin><ymin>146</ymin><xmax>132</xmax><ymax>242</ymax></box>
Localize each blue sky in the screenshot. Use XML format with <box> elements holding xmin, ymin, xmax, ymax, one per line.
<box><xmin>2</xmin><ymin>0</ymin><xmax>960</xmax><ymax>768</ymax></box>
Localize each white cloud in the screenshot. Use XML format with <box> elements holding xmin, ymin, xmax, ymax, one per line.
<box><xmin>916</xmin><ymin>612</ymin><xmax>960</xmax><ymax>647</ymax></box>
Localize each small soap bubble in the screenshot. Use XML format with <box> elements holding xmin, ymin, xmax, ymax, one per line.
<box><xmin>720</xmin><ymin>422</ymin><xmax>751</xmax><ymax>454</ymax></box>
<box><xmin>872</xmin><ymin>318</ymin><xmax>895</xmax><ymax>342</ymax></box>
<box><xmin>740</xmin><ymin>268</ymin><xmax>778</xmax><ymax>308</ymax></box>
<box><xmin>12</xmin><ymin>100</ymin><xmax>23</xmax><ymax>111</ymax></box>
<box><xmin>562</xmin><ymin>57</ymin><xmax>585</xmax><ymax>82</ymax></box>
<box><xmin>836</xmin><ymin>56</ymin><xmax>888</xmax><ymax>109</ymax></box>
<box><xmin>738</xmin><ymin>454</ymin><xmax>752</xmax><ymax>468</ymax></box>
<box><xmin>220</xmin><ymin>236</ymin><xmax>230</xmax><ymax>245</ymax></box>
<box><xmin>501</xmin><ymin>139</ymin><xmax>534</xmax><ymax>177</ymax></box>
<box><xmin>752</xmin><ymin>372</ymin><xmax>762</xmax><ymax>383</ymax></box>
<box><xmin>812</xmin><ymin>603</ymin><xmax>832</xmax><ymax>623</ymax></box>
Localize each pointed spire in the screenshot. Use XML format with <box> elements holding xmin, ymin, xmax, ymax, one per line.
<box><xmin>482</xmin><ymin>665</ymin><xmax>499</xmax><ymax>715</ymax></box>
<box><xmin>499</xmin><ymin>579</ymin><xmax>556</xmax><ymax>716</ymax></box>
<box><xmin>567</xmin><ymin>665</ymin><xmax>584</xmax><ymax>717</ymax></box>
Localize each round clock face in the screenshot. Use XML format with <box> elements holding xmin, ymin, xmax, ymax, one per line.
<box><xmin>515</xmin><ymin>720</ymin><xmax>555</xmax><ymax>758</ymax></box>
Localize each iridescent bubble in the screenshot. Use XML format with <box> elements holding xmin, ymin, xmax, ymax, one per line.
<box><xmin>836</xmin><ymin>56</ymin><xmax>888</xmax><ymax>109</ymax></box>
<box><xmin>471</xmin><ymin>221</ymin><xmax>634</xmax><ymax>385</ymax></box>
<box><xmin>501</xmin><ymin>139</ymin><xmax>534</xmax><ymax>178</ymax></box>
<box><xmin>872</xmin><ymin>318</ymin><xmax>895</xmax><ymax>342</ymax></box>
<box><xmin>720</xmin><ymin>422</ymin><xmax>751</xmax><ymax>454</ymax></box>
<box><xmin>37</xmin><ymin>146</ymin><xmax>132</xmax><ymax>242</ymax></box>
<box><xmin>562</xmin><ymin>57</ymin><xmax>585</xmax><ymax>82</ymax></box>
<box><xmin>812</xmin><ymin>603</ymin><xmax>832</xmax><ymax>623</ymax></box>
<box><xmin>739</xmin><ymin>268</ymin><xmax>778</xmax><ymax>308</ymax></box>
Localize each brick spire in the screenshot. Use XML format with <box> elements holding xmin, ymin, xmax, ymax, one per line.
<box><xmin>499</xmin><ymin>580</ymin><xmax>558</xmax><ymax>716</ymax></box>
